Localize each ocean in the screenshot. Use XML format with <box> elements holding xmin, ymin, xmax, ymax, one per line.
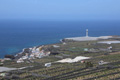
<box><xmin>0</xmin><ymin>20</ymin><xmax>120</xmax><ymax>58</ymax></box>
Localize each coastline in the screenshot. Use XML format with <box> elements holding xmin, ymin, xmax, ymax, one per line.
<box><xmin>0</xmin><ymin>40</ymin><xmax>62</xmax><ymax>62</ymax></box>
<box><xmin>1</xmin><ymin>35</ymin><xmax>120</xmax><ymax>79</ymax></box>
<box><xmin>1</xmin><ymin>35</ymin><xmax>120</xmax><ymax>63</ymax></box>
<box><xmin>0</xmin><ymin>35</ymin><xmax>117</xmax><ymax>58</ymax></box>
<box><xmin>0</xmin><ymin>40</ymin><xmax>61</xmax><ymax>58</ymax></box>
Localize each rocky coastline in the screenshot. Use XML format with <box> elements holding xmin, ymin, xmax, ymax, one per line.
<box><xmin>1</xmin><ymin>35</ymin><xmax>120</xmax><ymax>63</ymax></box>
<box><xmin>0</xmin><ymin>40</ymin><xmax>64</xmax><ymax>64</ymax></box>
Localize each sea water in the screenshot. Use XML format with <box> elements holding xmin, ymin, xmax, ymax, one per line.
<box><xmin>0</xmin><ymin>20</ymin><xmax>120</xmax><ymax>58</ymax></box>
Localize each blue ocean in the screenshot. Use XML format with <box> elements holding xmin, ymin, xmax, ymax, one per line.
<box><xmin>0</xmin><ymin>20</ymin><xmax>120</xmax><ymax>58</ymax></box>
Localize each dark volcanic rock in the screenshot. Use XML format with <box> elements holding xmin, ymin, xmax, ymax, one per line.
<box><xmin>4</xmin><ymin>55</ymin><xmax>15</xmax><ymax>59</ymax></box>
<box><xmin>50</xmin><ymin>52</ymin><xmax>60</xmax><ymax>55</ymax></box>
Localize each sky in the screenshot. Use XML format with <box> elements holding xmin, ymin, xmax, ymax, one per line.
<box><xmin>0</xmin><ymin>0</ymin><xmax>120</xmax><ymax>21</ymax></box>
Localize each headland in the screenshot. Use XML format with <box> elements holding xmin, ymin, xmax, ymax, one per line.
<box><xmin>1</xmin><ymin>30</ymin><xmax>120</xmax><ymax>80</ymax></box>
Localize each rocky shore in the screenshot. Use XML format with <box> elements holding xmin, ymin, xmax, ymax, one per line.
<box><xmin>1</xmin><ymin>35</ymin><xmax>120</xmax><ymax>80</ymax></box>
<box><xmin>1</xmin><ymin>35</ymin><xmax>120</xmax><ymax>64</ymax></box>
<box><xmin>0</xmin><ymin>41</ymin><xmax>64</xmax><ymax>64</ymax></box>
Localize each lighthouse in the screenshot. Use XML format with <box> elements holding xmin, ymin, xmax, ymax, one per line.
<box><xmin>86</xmin><ymin>29</ymin><xmax>88</xmax><ymax>37</ymax></box>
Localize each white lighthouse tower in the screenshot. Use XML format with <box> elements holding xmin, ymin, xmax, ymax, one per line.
<box><xmin>86</xmin><ymin>29</ymin><xmax>88</xmax><ymax>37</ymax></box>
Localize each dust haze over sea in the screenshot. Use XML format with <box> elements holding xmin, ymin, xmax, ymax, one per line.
<box><xmin>0</xmin><ymin>20</ymin><xmax>120</xmax><ymax>58</ymax></box>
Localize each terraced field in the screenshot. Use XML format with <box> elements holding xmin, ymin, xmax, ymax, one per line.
<box><xmin>1</xmin><ymin>39</ymin><xmax>120</xmax><ymax>80</ymax></box>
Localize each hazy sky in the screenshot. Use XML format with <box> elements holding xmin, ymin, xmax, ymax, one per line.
<box><xmin>0</xmin><ymin>0</ymin><xmax>120</xmax><ymax>21</ymax></box>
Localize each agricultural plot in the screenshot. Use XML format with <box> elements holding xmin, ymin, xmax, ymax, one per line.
<box><xmin>1</xmin><ymin>39</ymin><xmax>120</xmax><ymax>80</ymax></box>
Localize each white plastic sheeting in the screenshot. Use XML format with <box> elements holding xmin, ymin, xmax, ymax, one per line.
<box><xmin>98</xmin><ymin>41</ymin><xmax>120</xmax><ymax>44</ymax></box>
<box><xmin>45</xmin><ymin>63</ymin><xmax>51</xmax><ymax>67</ymax></box>
<box><xmin>65</xmin><ymin>36</ymin><xmax>113</xmax><ymax>41</ymax></box>
<box><xmin>56</xmin><ymin>56</ymin><xmax>90</xmax><ymax>63</ymax></box>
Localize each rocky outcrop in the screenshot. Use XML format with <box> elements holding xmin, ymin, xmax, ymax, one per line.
<box><xmin>4</xmin><ymin>55</ymin><xmax>15</xmax><ymax>60</ymax></box>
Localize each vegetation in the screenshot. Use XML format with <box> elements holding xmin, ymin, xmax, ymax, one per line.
<box><xmin>1</xmin><ymin>38</ymin><xmax>120</xmax><ymax>80</ymax></box>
